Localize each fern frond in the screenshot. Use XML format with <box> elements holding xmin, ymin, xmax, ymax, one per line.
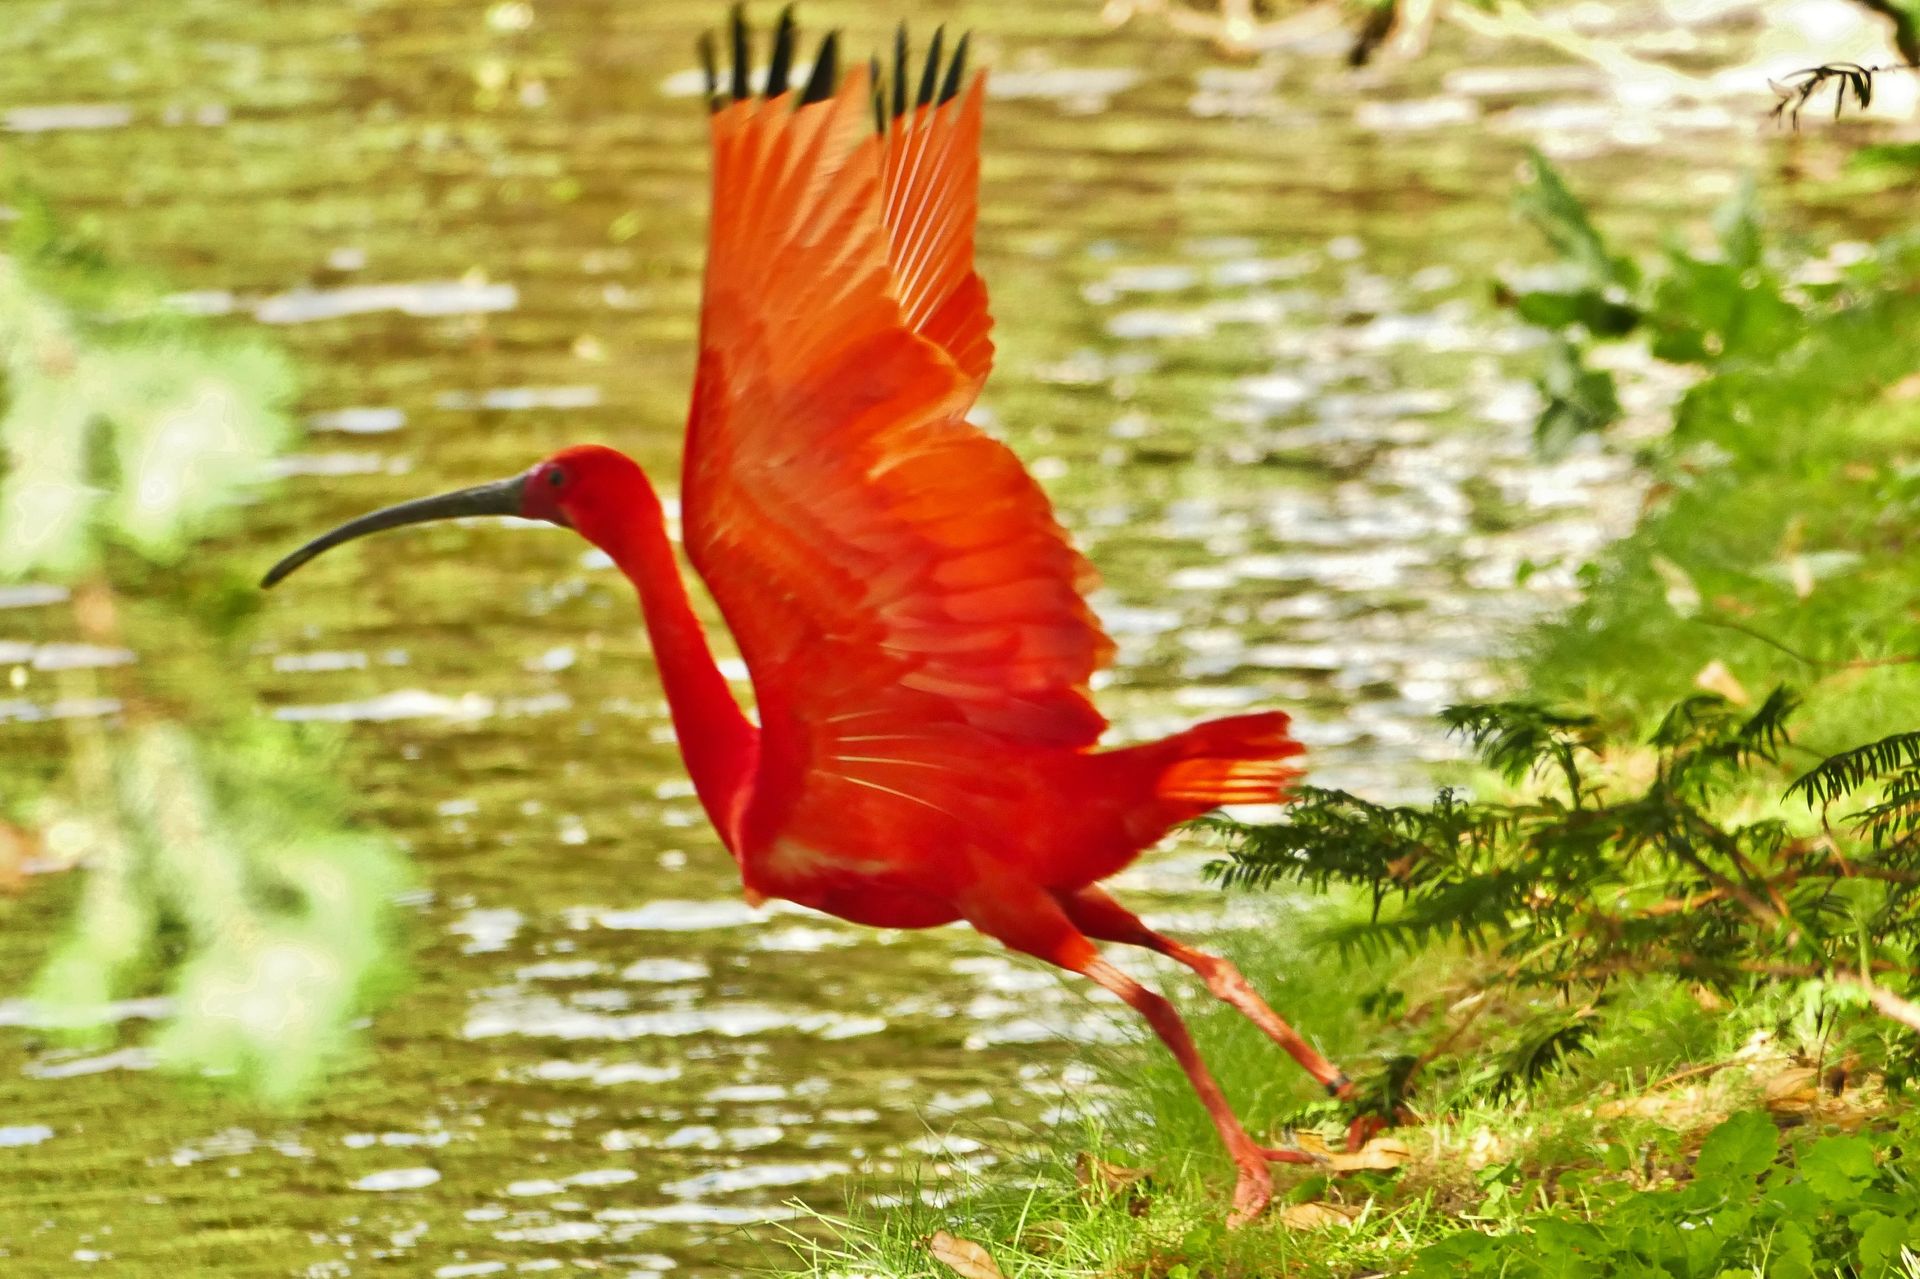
<box><xmin>1442</xmin><ymin>701</ymin><xmax>1599</xmax><ymax>795</ymax></box>
<box><xmin>1788</xmin><ymin>730</ymin><xmax>1920</xmax><ymax>807</ymax></box>
<box><xmin>1649</xmin><ymin>693</ymin><xmax>1738</xmax><ymax>750</ymax></box>
<box><xmin>1844</xmin><ymin>775</ymin><xmax>1920</xmax><ymax>850</ymax></box>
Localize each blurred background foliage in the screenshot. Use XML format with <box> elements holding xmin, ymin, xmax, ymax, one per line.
<box><xmin>0</xmin><ymin>198</ymin><xmax>295</xmax><ymax>576</ymax></box>
<box><xmin>0</xmin><ymin>196</ymin><xmax>406</xmax><ymax>1104</ymax></box>
<box><xmin>1113</xmin><ymin>0</ymin><xmax>1920</xmax><ymax>71</ymax></box>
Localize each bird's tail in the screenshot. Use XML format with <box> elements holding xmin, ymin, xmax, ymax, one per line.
<box><xmin>1152</xmin><ymin>711</ymin><xmax>1305</xmax><ymax>817</ymax></box>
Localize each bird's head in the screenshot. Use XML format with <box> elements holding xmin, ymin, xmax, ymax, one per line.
<box><xmin>261</xmin><ymin>443</ymin><xmax>647</xmax><ymax>588</ymax></box>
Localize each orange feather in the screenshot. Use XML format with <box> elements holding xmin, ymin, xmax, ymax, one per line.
<box><xmin>267</xmin><ymin>12</ymin><xmax>1349</xmax><ymax>1225</ymax></box>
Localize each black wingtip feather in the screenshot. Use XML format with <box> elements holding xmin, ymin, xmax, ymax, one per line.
<box><xmin>699</xmin><ymin>31</ymin><xmax>720</xmax><ymax>111</ymax></box>
<box><xmin>729</xmin><ymin>5</ymin><xmax>751</xmax><ymax>101</ymax></box>
<box><xmin>698</xmin><ymin>10</ymin><xmax>969</xmax><ymax>119</ymax></box>
<box><xmin>766</xmin><ymin>6</ymin><xmax>796</xmax><ymax>97</ymax></box>
<box><xmin>916</xmin><ymin>28</ymin><xmax>944</xmax><ymax>109</ymax></box>
<box><xmin>890</xmin><ymin>25</ymin><xmax>907</xmax><ymax>120</ymax></box>
<box><xmin>939</xmin><ymin>33</ymin><xmax>969</xmax><ymax>105</ymax></box>
<box><xmin>799</xmin><ymin>30</ymin><xmax>838</xmax><ymax>105</ymax></box>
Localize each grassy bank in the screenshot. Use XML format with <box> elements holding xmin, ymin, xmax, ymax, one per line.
<box><xmin>1524</xmin><ymin>240</ymin><xmax>1920</xmax><ymax>757</ymax></box>
<box><xmin>779</xmin><ymin>930</ymin><xmax>1918</xmax><ymax>1276</ymax></box>
<box><xmin>772</xmin><ymin>207</ymin><xmax>1920</xmax><ymax>1276</ymax></box>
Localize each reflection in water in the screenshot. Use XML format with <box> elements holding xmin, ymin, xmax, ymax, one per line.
<box><xmin>0</xmin><ymin>0</ymin><xmax>1875</xmax><ymax>1273</ymax></box>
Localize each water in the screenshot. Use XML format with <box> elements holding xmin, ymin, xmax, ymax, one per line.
<box><xmin>0</xmin><ymin>1</ymin><xmax>1890</xmax><ymax>1274</ymax></box>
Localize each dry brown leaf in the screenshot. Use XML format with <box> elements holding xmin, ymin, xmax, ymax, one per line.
<box><xmin>1326</xmin><ymin>1136</ymin><xmax>1412</xmax><ymax>1172</ymax></box>
<box><xmin>1074</xmin><ymin>1153</ymin><xmax>1152</xmax><ymax>1213</ymax></box>
<box><xmin>927</xmin><ymin>1231</ymin><xmax>1004</xmax><ymax>1279</ymax></box>
<box><xmin>1764</xmin><ymin>1065</ymin><xmax>1818</xmax><ymax>1097</ymax></box>
<box><xmin>1074</xmin><ymin>1153</ymin><xmax>1149</xmax><ymax>1194</ymax></box>
<box><xmin>1763</xmin><ymin>1065</ymin><xmax>1820</xmax><ymax>1113</ymax></box>
<box><xmin>1885</xmin><ymin>372</ymin><xmax>1920</xmax><ymax>401</ymax></box>
<box><xmin>1287</xmin><ymin>1129</ymin><xmax>1333</xmax><ymax>1159</ymax></box>
<box><xmin>1278</xmin><ymin>1201</ymin><xmax>1359</xmax><ymax>1230</ymax></box>
<box><xmin>0</xmin><ymin>821</ymin><xmax>33</xmax><ymax>894</ymax></box>
<box><xmin>1651</xmin><ymin>555</ymin><xmax>1701</xmax><ymax>616</ymax></box>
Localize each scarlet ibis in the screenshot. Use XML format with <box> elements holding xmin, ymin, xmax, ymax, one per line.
<box><xmin>264</xmin><ymin>7</ymin><xmax>1352</xmax><ymax>1224</ymax></box>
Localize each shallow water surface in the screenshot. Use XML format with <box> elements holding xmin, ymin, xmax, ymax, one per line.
<box><xmin>0</xmin><ymin>1</ymin><xmax>1879</xmax><ymax>1274</ymax></box>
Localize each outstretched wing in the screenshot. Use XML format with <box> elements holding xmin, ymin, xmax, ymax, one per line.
<box><xmin>683</xmin><ymin>12</ymin><xmax>1114</xmax><ymax>853</ymax></box>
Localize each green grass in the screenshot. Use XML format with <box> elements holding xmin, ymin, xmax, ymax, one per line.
<box><xmin>1522</xmin><ymin>251</ymin><xmax>1920</xmax><ymax>760</ymax></box>
<box><xmin>768</xmin><ymin>231</ymin><xmax>1920</xmax><ymax>1279</ymax></box>
<box><xmin>770</xmin><ymin>909</ymin><xmax>1909</xmax><ymax>1278</ymax></box>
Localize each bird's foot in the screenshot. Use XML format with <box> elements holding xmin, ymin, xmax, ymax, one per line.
<box><xmin>1346</xmin><ymin>1113</ymin><xmax>1389</xmax><ymax>1152</ymax></box>
<box><xmin>1225</xmin><ymin>1157</ymin><xmax>1273</xmax><ymax>1227</ymax></box>
<box><xmin>1255</xmin><ymin>1128</ymin><xmax>1326</xmax><ymax>1166</ymax></box>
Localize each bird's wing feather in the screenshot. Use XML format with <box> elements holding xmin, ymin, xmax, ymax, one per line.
<box><xmin>683</xmin><ymin>28</ymin><xmax>1113</xmax><ymax>855</ymax></box>
<box><xmin>879</xmin><ymin>44</ymin><xmax>993</xmax><ymax>390</ymax></box>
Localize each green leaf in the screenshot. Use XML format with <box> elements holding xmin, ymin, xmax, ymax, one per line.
<box><xmin>28</xmin><ymin>723</ymin><xmax>409</xmax><ymax>1104</ymax></box>
<box><xmin>1515</xmin><ymin>150</ymin><xmax>1636</xmax><ymax>290</ymax></box>
<box><xmin>1854</xmin><ymin>1211</ymin><xmax>1907</xmax><ymax>1276</ymax></box>
<box><xmin>1649</xmin><ymin>254</ymin><xmax>1798</xmax><ymax>367</ymax></box>
<box><xmin>1766</xmin><ymin>1219</ymin><xmax>1814</xmax><ymax>1279</ymax></box>
<box><xmin>1409</xmin><ymin>1230</ymin><xmax>1503</xmax><ymax>1275</ymax></box>
<box><xmin>1531</xmin><ymin>1218</ymin><xmax>1607</xmax><ymax>1276</ymax></box>
<box><xmin>1512</xmin><ymin>287</ymin><xmax>1641</xmax><ymax>337</ymax></box>
<box><xmin>1695</xmin><ymin>1111</ymin><xmax>1777</xmax><ymax>1184</ymax></box>
<box><xmin>1535</xmin><ymin>337</ymin><xmax>1622</xmax><ymax>456</ymax></box>
<box><xmin>1799</xmin><ymin>1135</ymin><xmax>1876</xmax><ymax>1202</ymax></box>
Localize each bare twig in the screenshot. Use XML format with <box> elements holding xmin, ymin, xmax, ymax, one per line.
<box><xmin>1102</xmin><ymin>0</ymin><xmax>1350</xmax><ymax>55</ymax></box>
<box><xmin>1644</xmin><ymin>1057</ymin><xmax>1736</xmax><ymax>1093</ymax></box>
<box><xmin>1443</xmin><ymin>0</ymin><xmax>1706</xmax><ymax>100</ymax></box>
<box><xmin>1835</xmin><ymin>969</ymin><xmax>1920</xmax><ymax>1034</ymax></box>
<box><xmin>1694</xmin><ymin>618</ymin><xmax>1919</xmax><ymax>689</ymax></box>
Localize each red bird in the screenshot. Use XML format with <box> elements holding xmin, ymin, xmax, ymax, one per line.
<box><xmin>264</xmin><ymin>7</ymin><xmax>1351</xmax><ymax>1224</ymax></box>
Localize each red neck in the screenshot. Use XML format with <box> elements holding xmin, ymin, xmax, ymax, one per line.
<box><xmin>582</xmin><ymin>477</ymin><xmax>756</xmax><ymax>849</ymax></box>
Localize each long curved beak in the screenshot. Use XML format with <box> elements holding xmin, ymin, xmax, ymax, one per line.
<box><xmin>261</xmin><ymin>475</ymin><xmax>527</xmax><ymax>588</ymax></box>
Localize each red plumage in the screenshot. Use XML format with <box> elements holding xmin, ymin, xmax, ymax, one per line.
<box><xmin>268</xmin><ymin>9</ymin><xmax>1356</xmax><ymax>1225</ymax></box>
<box><xmin>579</xmin><ymin>17</ymin><xmax>1351</xmax><ymax>1224</ymax></box>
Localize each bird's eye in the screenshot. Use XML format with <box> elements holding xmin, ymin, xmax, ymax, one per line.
<box><xmin>547</xmin><ymin>468</ymin><xmax>567</xmax><ymax>489</ymax></box>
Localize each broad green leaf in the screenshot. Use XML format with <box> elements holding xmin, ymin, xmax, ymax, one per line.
<box><xmin>1766</xmin><ymin>1220</ymin><xmax>1814</xmax><ymax>1279</ymax></box>
<box><xmin>1695</xmin><ymin>1111</ymin><xmax>1778</xmax><ymax>1184</ymax></box>
<box><xmin>1854</xmin><ymin>1211</ymin><xmax>1908</xmax><ymax>1276</ymax></box>
<box><xmin>1408</xmin><ymin>1230</ymin><xmax>1503</xmax><ymax>1275</ymax></box>
<box><xmin>1800</xmin><ymin>1135</ymin><xmax>1876</xmax><ymax>1202</ymax></box>
<box><xmin>1531</xmin><ymin>1218</ymin><xmax>1606</xmax><ymax>1277</ymax></box>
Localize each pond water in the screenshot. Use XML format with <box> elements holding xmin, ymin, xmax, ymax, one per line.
<box><xmin>0</xmin><ymin>1</ymin><xmax>1885</xmax><ymax>1274</ymax></box>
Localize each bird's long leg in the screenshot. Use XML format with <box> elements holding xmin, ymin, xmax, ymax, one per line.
<box><xmin>1057</xmin><ymin>885</ymin><xmax>1355</xmax><ymax>1101</ymax></box>
<box><xmin>957</xmin><ymin>883</ymin><xmax>1280</xmax><ymax>1226</ymax></box>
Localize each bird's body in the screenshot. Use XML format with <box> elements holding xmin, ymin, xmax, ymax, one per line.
<box><xmin>264</xmin><ymin>8</ymin><xmax>1352</xmax><ymax>1224</ymax></box>
<box><xmin>555</xmin><ymin>426</ymin><xmax>1302</xmax><ymax>937</ymax></box>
